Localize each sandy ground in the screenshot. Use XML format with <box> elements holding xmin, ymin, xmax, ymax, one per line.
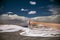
<box><xmin>0</xmin><ymin>25</ymin><xmax>60</xmax><ymax>40</ymax></box>
<box><xmin>0</xmin><ymin>31</ymin><xmax>60</xmax><ymax>40</ymax></box>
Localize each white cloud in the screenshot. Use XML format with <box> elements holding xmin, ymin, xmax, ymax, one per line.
<box><xmin>7</xmin><ymin>12</ymin><xmax>13</xmax><ymax>14</ymax></box>
<box><xmin>21</xmin><ymin>8</ymin><xmax>28</xmax><ymax>11</ymax></box>
<box><xmin>29</xmin><ymin>1</ymin><xmax>36</xmax><ymax>5</ymax></box>
<box><xmin>28</xmin><ymin>11</ymin><xmax>36</xmax><ymax>14</ymax></box>
<box><xmin>49</xmin><ymin>8</ymin><xmax>54</xmax><ymax>12</ymax></box>
<box><xmin>48</xmin><ymin>7</ymin><xmax>60</xmax><ymax>15</ymax></box>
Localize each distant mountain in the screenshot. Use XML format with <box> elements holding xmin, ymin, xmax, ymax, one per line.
<box><xmin>31</xmin><ymin>15</ymin><xmax>60</xmax><ymax>23</ymax></box>
<box><xmin>0</xmin><ymin>13</ymin><xmax>60</xmax><ymax>26</ymax></box>
<box><xmin>0</xmin><ymin>14</ymin><xmax>28</xmax><ymax>26</ymax></box>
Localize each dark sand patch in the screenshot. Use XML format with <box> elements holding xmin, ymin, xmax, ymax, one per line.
<box><xmin>0</xmin><ymin>30</ymin><xmax>3</xmax><ymax>31</ymax></box>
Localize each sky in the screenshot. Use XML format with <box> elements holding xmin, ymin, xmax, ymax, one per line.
<box><xmin>0</xmin><ymin>0</ymin><xmax>60</xmax><ymax>18</ymax></box>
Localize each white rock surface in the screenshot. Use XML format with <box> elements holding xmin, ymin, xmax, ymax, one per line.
<box><xmin>0</xmin><ymin>25</ymin><xmax>27</xmax><ymax>32</ymax></box>
<box><xmin>0</xmin><ymin>25</ymin><xmax>60</xmax><ymax>37</ymax></box>
<box><xmin>20</xmin><ymin>27</ymin><xmax>60</xmax><ymax>37</ymax></box>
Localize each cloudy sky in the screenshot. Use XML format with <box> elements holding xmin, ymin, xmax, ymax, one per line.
<box><xmin>0</xmin><ymin>0</ymin><xmax>60</xmax><ymax>18</ymax></box>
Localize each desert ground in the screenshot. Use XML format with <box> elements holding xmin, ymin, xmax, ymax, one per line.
<box><xmin>0</xmin><ymin>31</ymin><xmax>60</xmax><ymax>40</ymax></box>
<box><xmin>0</xmin><ymin>25</ymin><xmax>60</xmax><ymax>40</ymax></box>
